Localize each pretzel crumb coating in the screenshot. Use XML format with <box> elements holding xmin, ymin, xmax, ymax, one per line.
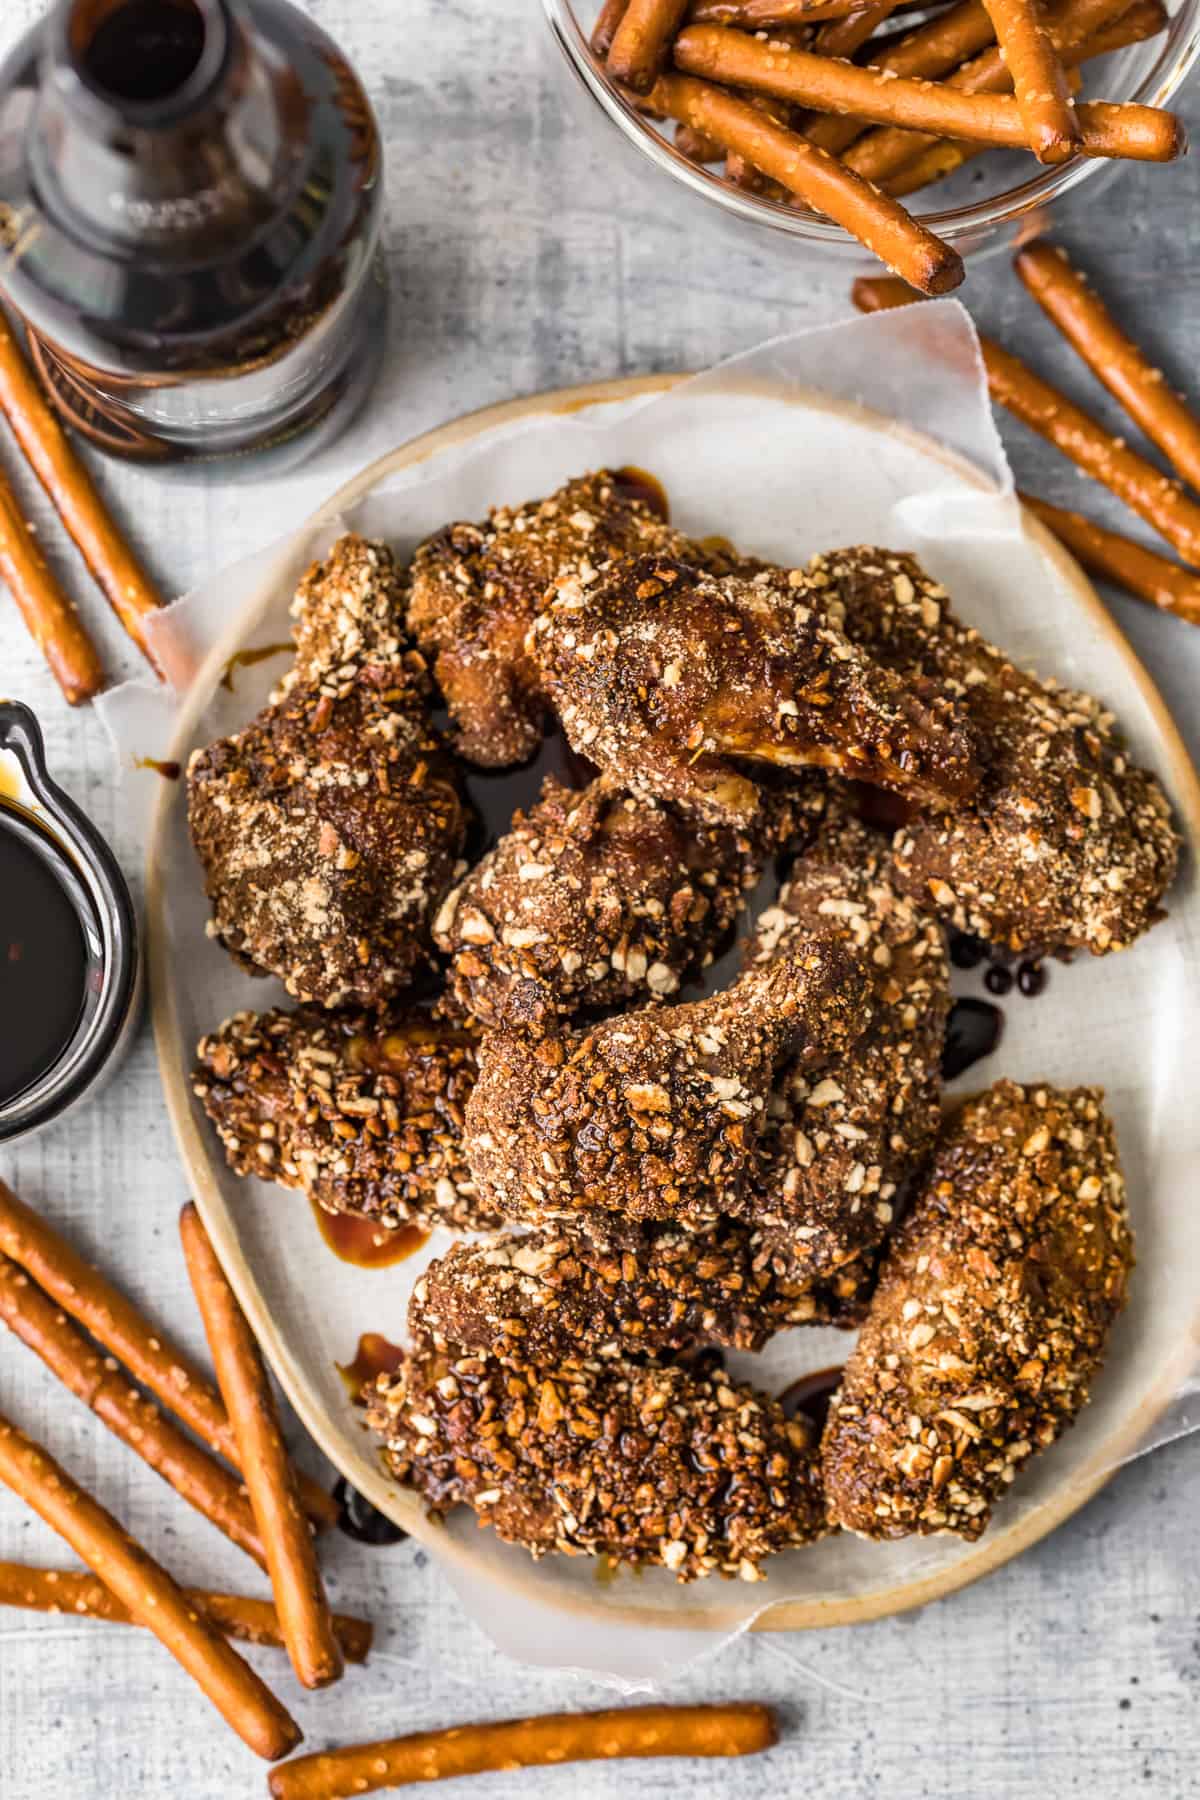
<box><xmin>531</xmin><ymin>552</ymin><xmax>978</xmax><ymax>827</ymax></box>
<box><xmin>407</xmin><ymin>470</ymin><xmax>749</xmax><ymax>768</ymax></box>
<box><xmin>411</xmin><ymin>1207</ymin><xmax>862</xmax><ymax>1367</ymax></box>
<box><xmin>435</xmin><ymin>774</ymin><xmax>827</xmax><ymax>1033</ymax></box>
<box><xmin>193</xmin><ymin>1006</ymin><xmax>500</xmax><ymax>1233</ymax></box>
<box><xmin>749</xmin><ymin>794</ymin><xmax>949</xmax><ymax>1309</ymax></box>
<box><xmin>822</xmin><ymin>1080</ymin><xmax>1134</xmax><ymax>1541</ymax></box>
<box><xmin>367</xmin><ymin>1334</ymin><xmax>828</xmax><ymax>1578</ymax></box>
<box><xmin>802</xmin><ymin>545</ymin><xmax>1179</xmax><ymax>955</ymax></box>
<box><xmin>188</xmin><ymin>535</ymin><xmax>467</xmax><ymax>1007</ymax></box>
<box><xmin>464</xmin><ymin>936</ymin><xmax>871</xmax><ymax>1227</ymax></box>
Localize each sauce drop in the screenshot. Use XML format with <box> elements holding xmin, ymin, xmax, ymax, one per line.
<box><xmin>1017</xmin><ymin>959</ymin><xmax>1047</xmax><ymax>997</ymax></box>
<box><xmin>309</xmin><ymin>1197</ymin><xmax>428</xmax><ymax>1269</ymax></box>
<box><xmin>331</xmin><ymin>1476</ymin><xmax>408</xmax><ymax>1546</ymax></box>
<box><xmin>219</xmin><ymin>642</ymin><xmax>293</xmax><ymax>692</ymax></box>
<box><xmin>0</xmin><ymin>808</ymin><xmax>90</xmax><ymax>1106</ymax></box>
<box><xmin>778</xmin><ymin>1365</ymin><xmax>843</xmax><ymax>1432</ymax></box>
<box><xmin>614</xmin><ymin>464</ymin><xmax>669</xmax><ymax>520</ymax></box>
<box><xmin>948</xmin><ymin>930</ymin><xmax>987</xmax><ymax>970</ymax></box>
<box><xmin>942</xmin><ymin>997</ymin><xmax>1004</xmax><ymax>1080</ymax></box>
<box><xmin>337</xmin><ymin>1330</ymin><xmax>406</xmax><ymax>1405</ymax></box>
<box><xmin>133</xmin><ymin>756</ymin><xmax>181</xmax><ymax>780</ymax></box>
<box><xmin>849</xmin><ymin>780</ymin><xmax>914</xmax><ymax>832</ymax></box>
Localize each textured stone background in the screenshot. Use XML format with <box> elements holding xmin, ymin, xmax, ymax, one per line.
<box><xmin>0</xmin><ymin>1</ymin><xmax>1198</xmax><ymax>1795</ymax></box>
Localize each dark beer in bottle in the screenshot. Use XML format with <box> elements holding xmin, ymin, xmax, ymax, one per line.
<box><xmin>0</xmin><ymin>0</ymin><xmax>387</xmax><ymax>473</ymax></box>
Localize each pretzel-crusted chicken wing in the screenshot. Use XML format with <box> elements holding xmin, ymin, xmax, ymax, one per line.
<box><xmin>407</xmin><ymin>470</ymin><xmax>750</xmax><ymax>768</ymax></box>
<box><xmin>188</xmin><ymin>536</ymin><xmax>468</xmax><ymax>1008</ymax></box>
<box><xmin>530</xmin><ymin>553</ymin><xmax>978</xmax><ymax>826</ymax></box>
<box><xmin>434</xmin><ymin>773</ymin><xmax>827</xmax><ymax>1033</ymax></box>
<box><xmin>410</xmin><ymin>1208</ymin><xmax>864</xmax><ymax>1368</ymax></box>
<box><xmin>464</xmin><ymin>936</ymin><xmax>871</xmax><ymax>1228</ymax></box>
<box><xmin>822</xmin><ymin>1080</ymin><xmax>1133</xmax><ymax>1541</ymax></box>
<box><xmin>803</xmin><ymin>547</ymin><xmax>1179</xmax><ymax>956</ymax></box>
<box><xmin>193</xmin><ymin>1005</ymin><xmax>501</xmax><ymax>1233</ymax></box>
<box><xmin>366</xmin><ymin>1332</ymin><xmax>827</xmax><ymax>1579</ymax></box>
<box><xmin>747</xmin><ymin>795</ymin><xmax>949</xmax><ymax>1310</ymax></box>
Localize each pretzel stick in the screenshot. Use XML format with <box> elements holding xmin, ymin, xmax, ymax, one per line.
<box><xmin>0</xmin><ymin>311</ymin><xmax>164</xmax><ymax>672</ymax></box>
<box><xmin>267</xmin><ymin>1705</ymin><xmax>779</xmax><ymax>1800</ymax></box>
<box><xmin>979</xmin><ymin>0</ymin><xmax>1080</xmax><ymax>160</ymax></box>
<box><xmin>671</xmin><ymin>24</ymin><xmax>1185</xmax><ymax>158</ymax></box>
<box><xmin>676</xmin><ymin>121</ymin><xmax>724</xmax><ymax>158</ymax></box>
<box><xmin>690</xmin><ymin>0</ymin><xmax>888</xmax><ymax>21</ymax></box>
<box><xmin>0</xmin><ymin>1562</ymin><xmax>374</xmax><ymax>1662</ymax></box>
<box><xmin>846</xmin><ymin>0</ymin><xmax>1134</xmax><ymax>185</ymax></box>
<box><xmin>0</xmin><ymin>463</ymin><xmax>104</xmax><ymax>704</ymax></box>
<box><xmin>0</xmin><ymin>1412</ymin><xmax>301</xmax><ymax>1761</ymax></box>
<box><xmin>1020</xmin><ymin>493</ymin><xmax>1200</xmax><ymax>624</ymax></box>
<box><xmin>852</xmin><ymin>278</ymin><xmax>1200</xmax><ymax>564</ymax></box>
<box><xmin>881</xmin><ymin>136</ymin><xmax>979</xmax><ymax>192</ymax></box>
<box><xmin>647</xmin><ymin>73</ymin><xmax>963</xmax><ymax>292</ymax></box>
<box><xmin>814</xmin><ymin>1</ymin><xmax>903</xmax><ymax>60</ymax></box>
<box><xmin>608</xmin><ymin>0</ymin><xmax>691</xmax><ymax>90</ymax></box>
<box><xmin>882</xmin><ymin>1</ymin><xmax>1167</xmax><ymax>195</ymax></box>
<box><xmin>0</xmin><ymin>1180</ymin><xmax>338</xmax><ymax>1532</ymax></box>
<box><xmin>0</xmin><ymin>1254</ymin><xmax>267</xmax><ymax>1566</ymax></box>
<box><xmin>804</xmin><ymin>0</ymin><xmax>994</xmax><ymax>156</ymax></box>
<box><xmin>592</xmin><ymin>0</ymin><xmax>632</xmax><ymax>54</ymax></box>
<box><xmin>884</xmin><ymin>9</ymin><xmax>1165</xmax><ymax>191</ymax></box>
<box><xmin>1016</xmin><ymin>240</ymin><xmax>1200</xmax><ymax>495</ymax></box>
<box><xmin>180</xmin><ymin>1203</ymin><xmax>343</xmax><ymax>1692</ymax></box>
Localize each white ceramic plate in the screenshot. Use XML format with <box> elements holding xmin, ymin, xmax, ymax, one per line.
<box><xmin>148</xmin><ymin>366</ymin><xmax>1200</xmax><ymax>1645</ymax></box>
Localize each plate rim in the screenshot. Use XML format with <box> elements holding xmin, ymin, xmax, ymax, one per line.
<box><xmin>148</xmin><ymin>371</ymin><xmax>1200</xmax><ymax>1636</ymax></box>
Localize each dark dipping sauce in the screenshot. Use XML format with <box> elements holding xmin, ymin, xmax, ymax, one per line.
<box><xmin>942</xmin><ymin>997</ymin><xmax>1004</xmax><ymax>1080</ymax></box>
<box><xmin>0</xmin><ymin>807</ymin><xmax>90</xmax><ymax>1106</ymax></box>
<box><xmin>778</xmin><ymin>1365</ymin><xmax>843</xmax><ymax>1434</ymax></box>
<box><xmin>310</xmin><ymin>1198</ymin><xmax>428</xmax><ymax>1270</ymax></box>
<box><xmin>332</xmin><ymin>1476</ymin><xmax>408</xmax><ymax>1547</ymax></box>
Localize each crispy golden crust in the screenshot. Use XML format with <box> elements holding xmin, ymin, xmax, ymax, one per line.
<box><xmin>406</xmin><ymin>471</ymin><xmax>738</xmax><ymax>768</ymax></box>
<box><xmin>530</xmin><ymin>553</ymin><xmax>978</xmax><ymax>826</ymax></box>
<box><xmin>463</xmin><ymin>938</ymin><xmax>870</xmax><ymax>1228</ymax></box>
<box><xmin>821</xmin><ymin>1080</ymin><xmax>1134</xmax><ymax>1541</ymax></box>
<box><xmin>188</xmin><ymin>537</ymin><xmax>468</xmax><ymax>1009</ymax></box>
<box><xmin>748</xmin><ymin>796</ymin><xmax>950</xmax><ymax>1308</ymax></box>
<box><xmin>434</xmin><ymin>774</ymin><xmax>827</xmax><ymax>1034</ymax></box>
<box><xmin>193</xmin><ymin>1007</ymin><xmax>502</xmax><ymax>1233</ymax></box>
<box><xmin>367</xmin><ymin>1334</ymin><xmax>828</xmax><ymax>1579</ymax></box>
<box><xmin>805</xmin><ymin>546</ymin><xmax>1180</xmax><ymax>956</ymax></box>
<box><xmin>410</xmin><ymin>1211</ymin><xmax>861</xmax><ymax>1366</ymax></box>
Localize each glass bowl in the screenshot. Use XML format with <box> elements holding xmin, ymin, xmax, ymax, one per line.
<box><xmin>542</xmin><ymin>0</ymin><xmax>1200</xmax><ymax>266</ymax></box>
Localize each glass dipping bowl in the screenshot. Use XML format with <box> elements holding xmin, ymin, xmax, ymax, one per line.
<box><xmin>542</xmin><ymin>0</ymin><xmax>1200</xmax><ymax>267</ymax></box>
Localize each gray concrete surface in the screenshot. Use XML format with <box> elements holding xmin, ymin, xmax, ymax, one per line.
<box><xmin>0</xmin><ymin>1</ymin><xmax>1197</xmax><ymax>1794</ymax></box>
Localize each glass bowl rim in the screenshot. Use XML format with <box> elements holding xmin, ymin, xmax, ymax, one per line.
<box><xmin>542</xmin><ymin>0</ymin><xmax>1200</xmax><ymax>246</ymax></box>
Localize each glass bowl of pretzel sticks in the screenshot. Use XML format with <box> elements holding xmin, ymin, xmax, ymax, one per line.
<box><xmin>543</xmin><ymin>0</ymin><xmax>1199</xmax><ymax>290</ymax></box>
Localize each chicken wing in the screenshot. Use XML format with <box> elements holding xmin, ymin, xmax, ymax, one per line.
<box><xmin>366</xmin><ymin>1332</ymin><xmax>827</xmax><ymax>1579</ymax></box>
<box><xmin>193</xmin><ymin>1005</ymin><xmax>501</xmax><ymax>1233</ymax></box>
<box><xmin>464</xmin><ymin>936</ymin><xmax>870</xmax><ymax>1228</ymax></box>
<box><xmin>530</xmin><ymin>553</ymin><xmax>978</xmax><ymax>826</ymax></box>
<box><xmin>410</xmin><ymin>1209</ymin><xmax>861</xmax><ymax>1367</ymax></box>
<box><xmin>407</xmin><ymin>470</ymin><xmax>746</xmax><ymax>768</ymax></box>
<box><xmin>804</xmin><ymin>546</ymin><xmax>1179</xmax><ymax>956</ymax></box>
<box><xmin>434</xmin><ymin>773</ymin><xmax>826</xmax><ymax>1033</ymax></box>
<box><xmin>821</xmin><ymin>1080</ymin><xmax>1133</xmax><ymax>1541</ymax></box>
<box><xmin>747</xmin><ymin>796</ymin><xmax>950</xmax><ymax>1309</ymax></box>
<box><xmin>188</xmin><ymin>536</ymin><xmax>468</xmax><ymax>1008</ymax></box>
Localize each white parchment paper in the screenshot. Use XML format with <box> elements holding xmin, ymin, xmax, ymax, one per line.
<box><xmin>97</xmin><ymin>304</ymin><xmax>1200</xmax><ymax>1684</ymax></box>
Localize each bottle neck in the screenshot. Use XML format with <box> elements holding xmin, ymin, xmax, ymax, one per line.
<box><xmin>31</xmin><ymin>0</ymin><xmax>287</xmax><ymax>255</ymax></box>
